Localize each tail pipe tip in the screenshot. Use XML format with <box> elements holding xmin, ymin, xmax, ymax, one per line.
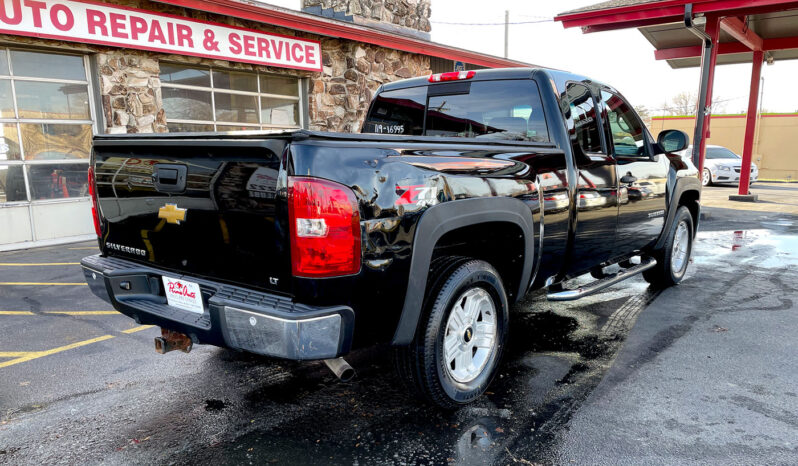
<box><xmin>323</xmin><ymin>357</ymin><xmax>355</xmax><ymax>382</ymax></box>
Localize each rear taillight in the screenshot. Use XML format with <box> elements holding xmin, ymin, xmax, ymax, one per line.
<box><xmin>428</xmin><ymin>70</ymin><xmax>476</xmax><ymax>82</ymax></box>
<box><xmin>88</xmin><ymin>166</ymin><xmax>102</xmax><ymax>237</ymax></box>
<box><xmin>288</xmin><ymin>177</ymin><xmax>361</xmax><ymax>277</ymax></box>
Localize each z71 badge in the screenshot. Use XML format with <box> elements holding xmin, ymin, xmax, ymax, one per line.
<box><xmin>396</xmin><ymin>184</ymin><xmax>439</xmax><ymax>208</ymax></box>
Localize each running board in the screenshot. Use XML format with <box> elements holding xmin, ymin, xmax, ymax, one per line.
<box><xmin>547</xmin><ymin>258</ymin><xmax>657</xmax><ymax>301</ymax></box>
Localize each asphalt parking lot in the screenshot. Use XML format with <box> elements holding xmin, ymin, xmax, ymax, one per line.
<box><xmin>1</xmin><ymin>184</ymin><xmax>797</xmax><ymax>465</ymax></box>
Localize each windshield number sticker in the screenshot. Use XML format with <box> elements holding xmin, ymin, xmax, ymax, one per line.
<box><xmin>374</xmin><ymin>124</ymin><xmax>405</xmax><ymax>134</ymax></box>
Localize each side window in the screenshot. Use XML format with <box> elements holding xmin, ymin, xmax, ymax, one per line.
<box><xmin>600</xmin><ymin>91</ymin><xmax>649</xmax><ymax>157</ymax></box>
<box><xmin>563</xmin><ymin>84</ymin><xmax>603</xmax><ymax>155</ymax></box>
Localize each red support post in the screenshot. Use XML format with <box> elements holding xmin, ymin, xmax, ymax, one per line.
<box><xmin>739</xmin><ymin>50</ymin><xmax>764</xmax><ymax>195</ymax></box>
<box><xmin>697</xmin><ymin>16</ymin><xmax>721</xmax><ymax>176</ymax></box>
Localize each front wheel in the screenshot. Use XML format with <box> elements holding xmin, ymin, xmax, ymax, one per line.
<box><xmin>395</xmin><ymin>259</ymin><xmax>508</xmax><ymax>409</ymax></box>
<box><xmin>702</xmin><ymin>168</ymin><xmax>712</xmax><ymax>186</ymax></box>
<box><xmin>643</xmin><ymin>206</ymin><xmax>694</xmax><ymax>287</ymax></box>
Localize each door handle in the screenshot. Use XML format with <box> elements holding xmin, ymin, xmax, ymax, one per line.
<box><xmin>152</xmin><ymin>164</ymin><xmax>187</xmax><ymax>193</ymax></box>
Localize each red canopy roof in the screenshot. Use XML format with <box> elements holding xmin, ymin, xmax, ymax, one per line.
<box><xmin>555</xmin><ymin>0</ymin><xmax>798</xmax><ymax>68</ymax></box>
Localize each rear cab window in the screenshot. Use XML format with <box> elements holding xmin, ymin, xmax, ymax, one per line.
<box><xmin>363</xmin><ymin>79</ymin><xmax>549</xmax><ymax>142</ymax></box>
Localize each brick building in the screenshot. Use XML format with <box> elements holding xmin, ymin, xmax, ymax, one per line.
<box><xmin>0</xmin><ymin>0</ymin><xmax>527</xmax><ymax>250</ymax></box>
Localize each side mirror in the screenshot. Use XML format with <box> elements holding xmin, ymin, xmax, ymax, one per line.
<box><xmin>620</xmin><ymin>174</ymin><xmax>638</xmax><ymax>184</ymax></box>
<box><xmin>657</xmin><ymin>129</ymin><xmax>689</xmax><ymax>153</ymax></box>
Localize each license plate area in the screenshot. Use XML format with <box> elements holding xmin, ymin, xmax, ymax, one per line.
<box><xmin>162</xmin><ymin>276</ymin><xmax>205</xmax><ymax>314</ymax></box>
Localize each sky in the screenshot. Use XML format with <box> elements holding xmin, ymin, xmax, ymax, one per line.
<box><xmin>268</xmin><ymin>0</ymin><xmax>798</xmax><ymax>115</ymax></box>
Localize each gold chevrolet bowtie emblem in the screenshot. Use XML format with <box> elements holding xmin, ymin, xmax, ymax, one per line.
<box><xmin>158</xmin><ymin>204</ymin><xmax>187</xmax><ymax>225</ymax></box>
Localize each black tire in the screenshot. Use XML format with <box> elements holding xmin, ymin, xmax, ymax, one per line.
<box><xmin>702</xmin><ymin>168</ymin><xmax>713</xmax><ymax>186</ymax></box>
<box><xmin>394</xmin><ymin>258</ymin><xmax>509</xmax><ymax>409</ymax></box>
<box><xmin>643</xmin><ymin>206</ymin><xmax>694</xmax><ymax>286</ymax></box>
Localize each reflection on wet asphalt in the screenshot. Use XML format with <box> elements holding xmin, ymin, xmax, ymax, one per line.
<box><xmin>1</xmin><ymin>209</ymin><xmax>797</xmax><ymax>465</ymax></box>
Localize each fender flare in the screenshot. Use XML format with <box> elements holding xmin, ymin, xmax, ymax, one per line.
<box><xmin>391</xmin><ymin>197</ymin><xmax>536</xmax><ymax>345</ymax></box>
<box><xmin>655</xmin><ymin>176</ymin><xmax>701</xmax><ymax>250</ymax></box>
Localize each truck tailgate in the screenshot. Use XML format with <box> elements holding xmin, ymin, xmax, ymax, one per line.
<box><xmin>92</xmin><ymin>137</ymin><xmax>290</xmax><ymax>294</ymax></box>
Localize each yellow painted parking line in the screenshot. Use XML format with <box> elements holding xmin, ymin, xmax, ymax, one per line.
<box><xmin>121</xmin><ymin>325</ymin><xmax>154</xmax><ymax>334</ymax></box>
<box><xmin>0</xmin><ymin>351</ymin><xmax>33</xmax><ymax>357</ymax></box>
<box><xmin>0</xmin><ymin>311</ymin><xmax>35</xmax><ymax>315</ymax></box>
<box><xmin>0</xmin><ymin>282</ymin><xmax>87</xmax><ymax>286</ymax></box>
<box><xmin>0</xmin><ymin>325</ymin><xmax>157</xmax><ymax>369</ymax></box>
<box><xmin>0</xmin><ymin>335</ymin><xmax>115</xmax><ymax>369</ymax></box>
<box><xmin>0</xmin><ymin>262</ymin><xmax>80</xmax><ymax>266</ymax></box>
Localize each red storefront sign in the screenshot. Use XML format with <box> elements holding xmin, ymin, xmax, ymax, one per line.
<box><xmin>0</xmin><ymin>0</ymin><xmax>322</xmax><ymax>71</ymax></box>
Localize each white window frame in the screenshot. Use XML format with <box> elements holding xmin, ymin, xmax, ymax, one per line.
<box><xmin>0</xmin><ymin>46</ymin><xmax>97</xmax><ymax>246</ymax></box>
<box><xmin>160</xmin><ymin>64</ymin><xmax>304</xmax><ymax>132</ymax></box>
<box><xmin>0</xmin><ymin>47</ymin><xmax>97</xmax><ymax>246</ymax></box>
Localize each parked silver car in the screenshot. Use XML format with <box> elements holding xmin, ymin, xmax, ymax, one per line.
<box><xmin>681</xmin><ymin>145</ymin><xmax>758</xmax><ymax>186</ymax></box>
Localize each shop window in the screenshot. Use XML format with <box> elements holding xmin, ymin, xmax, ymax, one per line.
<box><xmin>167</xmin><ymin>122</ymin><xmax>214</xmax><ymax>132</ymax></box>
<box><xmin>260</xmin><ymin>97</ymin><xmax>299</xmax><ymax>126</ymax></box>
<box><xmin>160</xmin><ymin>63</ymin><xmax>302</xmax><ymax>132</ymax></box>
<box><xmin>160</xmin><ymin>63</ymin><xmax>210</xmax><ymax>87</ymax></box>
<box><xmin>19</xmin><ymin>124</ymin><xmax>92</xmax><ymax>160</ymax></box>
<box><xmin>25</xmin><ymin>163</ymin><xmax>88</xmax><ymax>200</ymax></box>
<box><xmin>10</xmin><ymin>50</ymin><xmax>86</xmax><ymax>80</ymax></box>
<box><xmin>162</xmin><ymin>87</ymin><xmax>212</xmax><ymax>121</ymax></box>
<box><xmin>15</xmin><ymin>81</ymin><xmax>90</xmax><ymax>120</ymax></box>
<box><xmin>0</xmin><ymin>48</ymin><xmax>94</xmax><ymax>206</ymax></box>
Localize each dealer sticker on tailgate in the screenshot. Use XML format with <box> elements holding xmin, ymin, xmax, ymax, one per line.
<box><xmin>162</xmin><ymin>276</ymin><xmax>204</xmax><ymax>314</ymax></box>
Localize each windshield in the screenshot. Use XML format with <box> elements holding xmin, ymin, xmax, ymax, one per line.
<box><xmin>706</xmin><ymin>147</ymin><xmax>740</xmax><ymax>159</ymax></box>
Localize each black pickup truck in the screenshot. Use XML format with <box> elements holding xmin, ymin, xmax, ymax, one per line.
<box><xmin>82</xmin><ymin>67</ymin><xmax>700</xmax><ymax>408</ymax></box>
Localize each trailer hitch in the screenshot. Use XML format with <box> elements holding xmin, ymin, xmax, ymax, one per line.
<box><xmin>154</xmin><ymin>328</ymin><xmax>193</xmax><ymax>354</ymax></box>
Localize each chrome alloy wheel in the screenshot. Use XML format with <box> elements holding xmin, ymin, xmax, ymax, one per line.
<box><xmin>671</xmin><ymin>221</ymin><xmax>690</xmax><ymax>274</ymax></box>
<box><xmin>443</xmin><ymin>287</ymin><xmax>497</xmax><ymax>384</ymax></box>
<box><xmin>702</xmin><ymin>169</ymin><xmax>711</xmax><ymax>186</ymax></box>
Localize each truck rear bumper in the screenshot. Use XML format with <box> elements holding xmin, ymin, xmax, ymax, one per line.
<box><xmin>81</xmin><ymin>254</ymin><xmax>354</xmax><ymax>360</ymax></box>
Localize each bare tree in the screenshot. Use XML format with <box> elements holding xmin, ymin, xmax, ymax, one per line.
<box><xmin>667</xmin><ymin>91</ymin><xmax>697</xmax><ymax>115</ymax></box>
<box><xmin>634</xmin><ymin>104</ymin><xmax>652</xmax><ymax>128</ymax></box>
<box><xmin>663</xmin><ymin>91</ymin><xmax>727</xmax><ymax>116</ymax></box>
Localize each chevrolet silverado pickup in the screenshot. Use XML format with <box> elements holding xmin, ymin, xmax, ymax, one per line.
<box><xmin>82</xmin><ymin>67</ymin><xmax>700</xmax><ymax>408</ymax></box>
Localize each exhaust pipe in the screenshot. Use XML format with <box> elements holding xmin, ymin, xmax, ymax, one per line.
<box><xmin>154</xmin><ymin>328</ymin><xmax>193</xmax><ymax>354</ymax></box>
<box><xmin>323</xmin><ymin>357</ymin><xmax>355</xmax><ymax>382</ymax></box>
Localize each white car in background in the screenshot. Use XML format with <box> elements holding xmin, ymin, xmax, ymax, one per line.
<box><xmin>681</xmin><ymin>145</ymin><xmax>759</xmax><ymax>187</ymax></box>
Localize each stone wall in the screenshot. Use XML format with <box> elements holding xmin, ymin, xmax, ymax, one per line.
<box><xmin>97</xmin><ymin>52</ymin><xmax>166</xmax><ymax>134</ymax></box>
<box><xmin>310</xmin><ymin>40</ymin><xmax>431</xmax><ymax>132</ymax></box>
<box><xmin>303</xmin><ymin>0</ymin><xmax>432</xmax><ymax>33</ymax></box>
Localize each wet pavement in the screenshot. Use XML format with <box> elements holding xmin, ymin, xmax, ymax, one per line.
<box><xmin>1</xmin><ymin>187</ymin><xmax>798</xmax><ymax>465</ymax></box>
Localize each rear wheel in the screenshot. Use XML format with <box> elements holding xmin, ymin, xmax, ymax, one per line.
<box><xmin>702</xmin><ymin>168</ymin><xmax>712</xmax><ymax>186</ymax></box>
<box><xmin>394</xmin><ymin>259</ymin><xmax>508</xmax><ymax>409</ymax></box>
<box><xmin>643</xmin><ymin>206</ymin><xmax>694</xmax><ymax>286</ymax></box>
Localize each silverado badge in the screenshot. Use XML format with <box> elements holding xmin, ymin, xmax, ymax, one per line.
<box><xmin>158</xmin><ymin>204</ymin><xmax>187</xmax><ymax>225</ymax></box>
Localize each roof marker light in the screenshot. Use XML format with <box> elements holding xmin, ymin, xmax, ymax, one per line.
<box><xmin>428</xmin><ymin>70</ymin><xmax>476</xmax><ymax>82</ymax></box>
